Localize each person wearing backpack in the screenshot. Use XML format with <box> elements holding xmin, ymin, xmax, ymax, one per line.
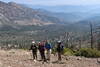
<box><xmin>56</xmin><ymin>41</ymin><xmax>64</xmax><ymax>61</ymax></box>
<box><xmin>29</xmin><ymin>41</ymin><xmax>38</xmax><ymax>61</ymax></box>
<box><xmin>45</xmin><ymin>40</ymin><xmax>52</xmax><ymax>61</ymax></box>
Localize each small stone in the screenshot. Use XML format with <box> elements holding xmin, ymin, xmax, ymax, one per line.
<box><xmin>77</xmin><ymin>58</ymin><xmax>82</xmax><ymax>60</ymax></box>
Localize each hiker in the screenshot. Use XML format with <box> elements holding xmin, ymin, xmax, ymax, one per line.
<box><xmin>29</xmin><ymin>41</ymin><xmax>38</xmax><ymax>61</ymax></box>
<box><xmin>56</xmin><ymin>41</ymin><xmax>64</xmax><ymax>61</ymax></box>
<box><xmin>38</xmin><ymin>41</ymin><xmax>46</xmax><ymax>62</ymax></box>
<box><xmin>45</xmin><ymin>40</ymin><xmax>52</xmax><ymax>61</ymax></box>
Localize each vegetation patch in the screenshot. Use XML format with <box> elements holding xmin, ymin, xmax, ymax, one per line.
<box><xmin>63</xmin><ymin>48</ymin><xmax>74</xmax><ymax>56</ymax></box>
<box><xmin>75</xmin><ymin>48</ymin><xmax>100</xmax><ymax>58</ymax></box>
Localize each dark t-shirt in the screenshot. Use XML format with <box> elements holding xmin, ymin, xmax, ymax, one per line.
<box><xmin>30</xmin><ymin>44</ymin><xmax>37</xmax><ymax>52</ymax></box>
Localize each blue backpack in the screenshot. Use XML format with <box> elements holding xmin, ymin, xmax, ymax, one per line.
<box><xmin>45</xmin><ymin>43</ymin><xmax>52</xmax><ymax>50</ymax></box>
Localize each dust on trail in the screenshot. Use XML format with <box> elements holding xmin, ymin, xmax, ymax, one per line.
<box><xmin>0</xmin><ymin>49</ymin><xmax>100</xmax><ymax>67</ymax></box>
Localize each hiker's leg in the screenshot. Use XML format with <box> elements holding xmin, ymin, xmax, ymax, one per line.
<box><xmin>42</xmin><ymin>51</ymin><xmax>46</xmax><ymax>62</ymax></box>
<box><xmin>47</xmin><ymin>50</ymin><xmax>50</xmax><ymax>61</ymax></box>
<box><xmin>36</xmin><ymin>52</ymin><xmax>37</xmax><ymax>60</ymax></box>
<box><xmin>32</xmin><ymin>52</ymin><xmax>35</xmax><ymax>60</ymax></box>
<box><xmin>34</xmin><ymin>52</ymin><xmax>37</xmax><ymax>60</ymax></box>
<box><xmin>58</xmin><ymin>52</ymin><xmax>61</xmax><ymax>61</ymax></box>
<box><xmin>58</xmin><ymin>52</ymin><xmax>59</xmax><ymax>60</ymax></box>
<box><xmin>39</xmin><ymin>51</ymin><xmax>43</xmax><ymax>60</ymax></box>
<box><xmin>59</xmin><ymin>52</ymin><xmax>62</xmax><ymax>61</ymax></box>
<box><xmin>40</xmin><ymin>51</ymin><xmax>44</xmax><ymax>61</ymax></box>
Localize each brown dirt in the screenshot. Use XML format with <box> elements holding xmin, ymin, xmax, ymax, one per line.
<box><xmin>0</xmin><ymin>49</ymin><xmax>100</xmax><ymax>67</ymax></box>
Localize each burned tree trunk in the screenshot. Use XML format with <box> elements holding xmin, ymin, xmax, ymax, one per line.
<box><xmin>90</xmin><ymin>22</ymin><xmax>94</xmax><ymax>49</ymax></box>
<box><xmin>97</xmin><ymin>41</ymin><xmax>100</xmax><ymax>50</ymax></box>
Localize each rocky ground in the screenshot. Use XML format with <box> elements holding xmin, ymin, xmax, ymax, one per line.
<box><xmin>0</xmin><ymin>49</ymin><xmax>100</xmax><ymax>67</ymax></box>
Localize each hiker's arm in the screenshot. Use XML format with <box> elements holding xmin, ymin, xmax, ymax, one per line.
<box><xmin>29</xmin><ymin>45</ymin><xmax>32</xmax><ymax>50</ymax></box>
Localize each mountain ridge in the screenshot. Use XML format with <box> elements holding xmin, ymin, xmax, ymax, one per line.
<box><xmin>0</xmin><ymin>1</ymin><xmax>68</xmax><ymax>30</ymax></box>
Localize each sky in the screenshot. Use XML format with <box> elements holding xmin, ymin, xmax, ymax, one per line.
<box><xmin>0</xmin><ymin>0</ymin><xmax>100</xmax><ymax>6</ymax></box>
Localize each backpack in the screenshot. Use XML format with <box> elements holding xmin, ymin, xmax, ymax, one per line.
<box><xmin>60</xmin><ymin>44</ymin><xmax>64</xmax><ymax>51</ymax></box>
<box><xmin>45</xmin><ymin>43</ymin><xmax>52</xmax><ymax>50</ymax></box>
<box><xmin>57</xmin><ymin>44</ymin><xmax>64</xmax><ymax>52</ymax></box>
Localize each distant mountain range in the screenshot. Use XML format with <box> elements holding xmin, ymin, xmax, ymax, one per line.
<box><xmin>0</xmin><ymin>1</ymin><xmax>69</xmax><ymax>30</ymax></box>
<box><xmin>0</xmin><ymin>1</ymin><xmax>100</xmax><ymax>43</ymax></box>
<box><xmin>26</xmin><ymin>4</ymin><xmax>100</xmax><ymax>23</ymax></box>
<box><xmin>0</xmin><ymin>1</ymin><xmax>100</xmax><ymax>37</ymax></box>
<box><xmin>26</xmin><ymin>5</ymin><xmax>100</xmax><ymax>13</ymax></box>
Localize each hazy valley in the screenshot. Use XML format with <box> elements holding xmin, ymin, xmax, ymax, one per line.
<box><xmin>0</xmin><ymin>1</ymin><xmax>100</xmax><ymax>49</ymax></box>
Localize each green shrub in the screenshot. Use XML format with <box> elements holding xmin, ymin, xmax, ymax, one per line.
<box><xmin>63</xmin><ymin>48</ymin><xmax>74</xmax><ymax>56</ymax></box>
<box><xmin>75</xmin><ymin>48</ymin><xmax>100</xmax><ymax>58</ymax></box>
<box><xmin>51</xmin><ymin>48</ymin><xmax>74</xmax><ymax>56</ymax></box>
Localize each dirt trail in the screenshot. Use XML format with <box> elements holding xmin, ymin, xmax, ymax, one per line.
<box><xmin>0</xmin><ymin>49</ymin><xmax>100</xmax><ymax>67</ymax></box>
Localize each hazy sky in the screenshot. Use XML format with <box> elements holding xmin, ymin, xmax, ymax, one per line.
<box><xmin>0</xmin><ymin>0</ymin><xmax>100</xmax><ymax>6</ymax></box>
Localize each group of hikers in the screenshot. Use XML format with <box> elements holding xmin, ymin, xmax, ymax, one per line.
<box><xmin>29</xmin><ymin>40</ymin><xmax>64</xmax><ymax>63</ymax></box>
